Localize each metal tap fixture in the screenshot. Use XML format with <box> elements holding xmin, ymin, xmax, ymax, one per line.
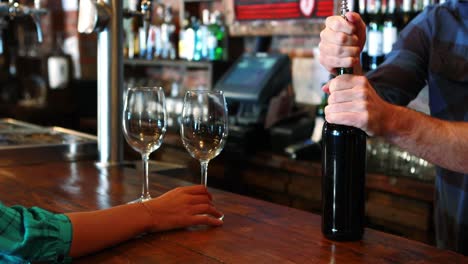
<box><xmin>78</xmin><ymin>0</ymin><xmax>153</xmax><ymax>167</ymax></box>
<box><xmin>0</xmin><ymin>0</ymin><xmax>47</xmax><ymax>43</ymax></box>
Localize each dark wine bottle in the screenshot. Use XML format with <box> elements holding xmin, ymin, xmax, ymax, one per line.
<box><xmin>321</xmin><ymin>0</ymin><xmax>367</xmax><ymax>241</ymax></box>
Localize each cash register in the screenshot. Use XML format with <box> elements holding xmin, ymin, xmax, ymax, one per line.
<box><xmin>215</xmin><ymin>52</ymin><xmax>291</xmax><ymax>124</ymax></box>
<box><xmin>214</xmin><ymin>52</ymin><xmax>313</xmax><ymax>154</ymax></box>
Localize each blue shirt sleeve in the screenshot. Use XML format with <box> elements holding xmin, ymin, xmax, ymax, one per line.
<box><xmin>366</xmin><ymin>6</ymin><xmax>433</xmax><ymax>106</ymax></box>
<box><xmin>0</xmin><ymin>202</ymin><xmax>72</xmax><ymax>263</ymax></box>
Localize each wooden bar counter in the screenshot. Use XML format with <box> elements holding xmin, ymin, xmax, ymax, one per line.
<box><xmin>0</xmin><ymin>160</ymin><xmax>466</xmax><ymax>263</ymax></box>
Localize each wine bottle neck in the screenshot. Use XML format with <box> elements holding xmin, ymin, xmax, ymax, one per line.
<box><xmin>337</xmin><ymin>67</ymin><xmax>353</xmax><ymax>75</ymax></box>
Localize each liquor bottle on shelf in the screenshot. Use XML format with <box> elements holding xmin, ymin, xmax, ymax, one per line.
<box><xmin>191</xmin><ymin>16</ymin><xmax>202</xmax><ymax>61</ymax></box>
<box><xmin>366</xmin><ymin>0</ymin><xmax>384</xmax><ymax>70</ymax></box>
<box><xmin>126</xmin><ymin>0</ymin><xmax>140</xmax><ymax>59</ymax></box>
<box><xmin>357</xmin><ymin>0</ymin><xmax>369</xmax><ymax>69</ymax></box>
<box><xmin>199</xmin><ymin>9</ymin><xmax>210</xmax><ymax>60</ymax></box>
<box><xmin>179</xmin><ymin>14</ymin><xmax>199</xmax><ymax>61</ymax></box>
<box><xmin>154</xmin><ymin>2</ymin><xmax>166</xmax><ymax>60</ymax></box>
<box><xmin>400</xmin><ymin>0</ymin><xmax>413</xmax><ymax>29</ymax></box>
<box><xmin>311</xmin><ymin>92</ymin><xmax>327</xmax><ymax>144</ymax></box>
<box><xmin>47</xmin><ymin>34</ymin><xmax>72</xmax><ymax>90</ymax></box>
<box><xmin>382</xmin><ymin>0</ymin><xmax>398</xmax><ymax>56</ymax></box>
<box><xmin>413</xmin><ymin>0</ymin><xmax>424</xmax><ymax>17</ymax></box>
<box><xmin>160</xmin><ymin>5</ymin><xmax>176</xmax><ymax>60</ymax></box>
<box><xmin>321</xmin><ymin>0</ymin><xmax>367</xmax><ymax>242</ymax></box>
<box><xmin>178</xmin><ymin>13</ymin><xmax>190</xmax><ymax>60</ymax></box>
<box><xmin>210</xmin><ymin>11</ymin><xmax>227</xmax><ymax>61</ymax></box>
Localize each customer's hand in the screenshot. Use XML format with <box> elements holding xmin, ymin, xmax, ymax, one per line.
<box><xmin>323</xmin><ymin>75</ymin><xmax>396</xmax><ymax>137</ymax></box>
<box><xmin>144</xmin><ymin>185</ymin><xmax>223</xmax><ymax>232</ymax></box>
<box><xmin>318</xmin><ymin>12</ymin><xmax>366</xmax><ymax>74</ymax></box>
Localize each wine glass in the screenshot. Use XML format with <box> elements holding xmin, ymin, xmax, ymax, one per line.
<box><xmin>123</xmin><ymin>87</ymin><xmax>167</xmax><ymax>203</ymax></box>
<box><xmin>180</xmin><ymin>90</ymin><xmax>228</xmax><ymax>210</ymax></box>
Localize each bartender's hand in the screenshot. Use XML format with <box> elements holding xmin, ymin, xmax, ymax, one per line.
<box><xmin>318</xmin><ymin>12</ymin><xmax>366</xmax><ymax>74</ymax></box>
<box><xmin>144</xmin><ymin>185</ymin><xmax>223</xmax><ymax>232</ymax></box>
<box><xmin>322</xmin><ymin>75</ymin><xmax>395</xmax><ymax>137</ymax></box>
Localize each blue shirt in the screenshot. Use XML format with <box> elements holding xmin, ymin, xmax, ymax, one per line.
<box><xmin>367</xmin><ymin>0</ymin><xmax>468</xmax><ymax>255</ymax></box>
<box><xmin>0</xmin><ymin>203</ymin><xmax>72</xmax><ymax>263</ymax></box>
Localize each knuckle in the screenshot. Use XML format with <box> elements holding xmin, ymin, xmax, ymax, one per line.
<box><xmin>351</xmin><ymin>47</ymin><xmax>361</xmax><ymax>57</ymax></box>
<box><xmin>200</xmin><ymin>204</ymin><xmax>210</xmax><ymax>211</ymax></box>
<box><xmin>328</xmin><ymin>79</ymin><xmax>336</xmax><ymax>92</ymax></box>
<box><xmin>318</xmin><ymin>41</ymin><xmax>323</xmax><ymax>51</ymax></box>
<box><xmin>318</xmin><ymin>55</ymin><xmax>327</xmax><ymax>67</ymax></box>
<box><xmin>360</xmin><ymin>111</ymin><xmax>369</xmax><ymax>125</ymax></box>
<box><xmin>357</xmin><ymin>88</ymin><xmax>367</xmax><ymax>99</ymax></box>
<box><xmin>364</xmin><ymin>101</ymin><xmax>372</xmax><ymax>111</ymax></box>
<box><xmin>326</xmin><ymin>113</ymin><xmax>336</xmax><ymax>123</ymax></box>
<box><xmin>337</xmin><ymin>33</ymin><xmax>347</xmax><ymax>44</ymax></box>
<box><xmin>356</xmin><ymin>76</ymin><xmax>367</xmax><ymax>86</ymax></box>
<box><xmin>336</xmin><ymin>45</ymin><xmax>344</xmax><ymax>56</ymax></box>
<box><xmin>320</xmin><ymin>29</ymin><xmax>326</xmax><ymax>40</ymax></box>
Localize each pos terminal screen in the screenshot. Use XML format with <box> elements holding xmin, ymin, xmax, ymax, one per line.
<box><xmin>215</xmin><ymin>53</ymin><xmax>290</xmax><ymax>103</ymax></box>
<box><xmin>222</xmin><ymin>57</ymin><xmax>277</xmax><ymax>87</ymax></box>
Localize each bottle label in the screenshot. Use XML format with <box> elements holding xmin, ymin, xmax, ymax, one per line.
<box><xmin>312</xmin><ymin>117</ymin><xmax>325</xmax><ymax>143</ymax></box>
<box><xmin>402</xmin><ymin>0</ymin><xmax>412</xmax><ymax>12</ymax></box>
<box><xmin>48</xmin><ymin>56</ymin><xmax>69</xmax><ymax>89</ymax></box>
<box><xmin>184</xmin><ymin>29</ymin><xmax>195</xmax><ymax>61</ymax></box>
<box><xmin>383</xmin><ymin>26</ymin><xmax>397</xmax><ymax>54</ymax></box>
<box><xmin>367</xmin><ymin>30</ymin><xmax>383</xmax><ymax>56</ymax></box>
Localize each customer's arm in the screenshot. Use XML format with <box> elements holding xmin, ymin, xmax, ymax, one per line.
<box><xmin>67</xmin><ymin>185</ymin><xmax>223</xmax><ymax>258</ymax></box>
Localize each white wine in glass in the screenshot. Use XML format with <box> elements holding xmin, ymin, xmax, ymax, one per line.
<box><xmin>180</xmin><ymin>90</ymin><xmax>228</xmax><ymax>187</ymax></box>
<box><xmin>123</xmin><ymin>87</ymin><xmax>167</xmax><ymax>203</ymax></box>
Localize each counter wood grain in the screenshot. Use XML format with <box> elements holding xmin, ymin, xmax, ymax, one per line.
<box><xmin>0</xmin><ymin>161</ymin><xmax>465</xmax><ymax>263</ymax></box>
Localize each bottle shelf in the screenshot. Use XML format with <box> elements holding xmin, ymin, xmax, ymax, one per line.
<box><xmin>227</xmin><ymin>19</ymin><xmax>325</xmax><ymax>37</ymax></box>
<box><xmin>123</xmin><ymin>58</ymin><xmax>213</xmax><ymax>69</ymax></box>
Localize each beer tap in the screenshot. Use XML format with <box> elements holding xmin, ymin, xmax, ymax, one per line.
<box><xmin>77</xmin><ymin>0</ymin><xmax>153</xmax><ymax>167</ymax></box>
<box><xmin>0</xmin><ymin>0</ymin><xmax>47</xmax><ymax>43</ymax></box>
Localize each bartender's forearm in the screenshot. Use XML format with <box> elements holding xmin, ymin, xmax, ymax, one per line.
<box><xmin>66</xmin><ymin>202</ymin><xmax>152</xmax><ymax>258</ymax></box>
<box><xmin>384</xmin><ymin>105</ymin><xmax>468</xmax><ymax>173</ymax></box>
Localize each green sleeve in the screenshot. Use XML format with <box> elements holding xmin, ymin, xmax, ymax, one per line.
<box><xmin>0</xmin><ymin>202</ymin><xmax>73</xmax><ymax>263</ymax></box>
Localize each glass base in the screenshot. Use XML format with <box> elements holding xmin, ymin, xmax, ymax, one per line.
<box><xmin>186</xmin><ymin>213</ymin><xmax>224</xmax><ymax>231</ymax></box>
<box><xmin>127</xmin><ymin>194</ymin><xmax>152</xmax><ymax>204</ymax></box>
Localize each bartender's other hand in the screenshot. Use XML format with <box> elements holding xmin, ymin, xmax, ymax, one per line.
<box><xmin>144</xmin><ymin>185</ymin><xmax>223</xmax><ymax>232</ymax></box>
<box><xmin>323</xmin><ymin>75</ymin><xmax>395</xmax><ymax>137</ymax></box>
<box><xmin>318</xmin><ymin>12</ymin><xmax>366</xmax><ymax>74</ymax></box>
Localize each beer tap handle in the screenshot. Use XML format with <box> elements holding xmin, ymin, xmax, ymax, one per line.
<box><xmin>29</xmin><ymin>12</ymin><xmax>43</xmax><ymax>43</ymax></box>
<box><xmin>78</xmin><ymin>0</ymin><xmax>111</xmax><ymax>34</ymax></box>
<box><xmin>23</xmin><ymin>6</ymin><xmax>48</xmax><ymax>43</ymax></box>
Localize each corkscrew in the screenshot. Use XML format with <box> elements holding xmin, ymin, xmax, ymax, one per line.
<box><xmin>337</xmin><ymin>0</ymin><xmax>353</xmax><ymax>75</ymax></box>
<box><xmin>340</xmin><ymin>0</ymin><xmax>349</xmax><ymax>20</ymax></box>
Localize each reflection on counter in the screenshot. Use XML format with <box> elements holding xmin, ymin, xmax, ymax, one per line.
<box><xmin>0</xmin><ymin>118</ymin><xmax>97</xmax><ymax>166</ymax></box>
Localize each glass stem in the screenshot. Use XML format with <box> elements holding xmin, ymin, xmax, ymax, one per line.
<box><xmin>200</xmin><ymin>160</ymin><xmax>209</xmax><ymax>187</ymax></box>
<box><xmin>141</xmin><ymin>153</ymin><xmax>151</xmax><ymax>200</ymax></box>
